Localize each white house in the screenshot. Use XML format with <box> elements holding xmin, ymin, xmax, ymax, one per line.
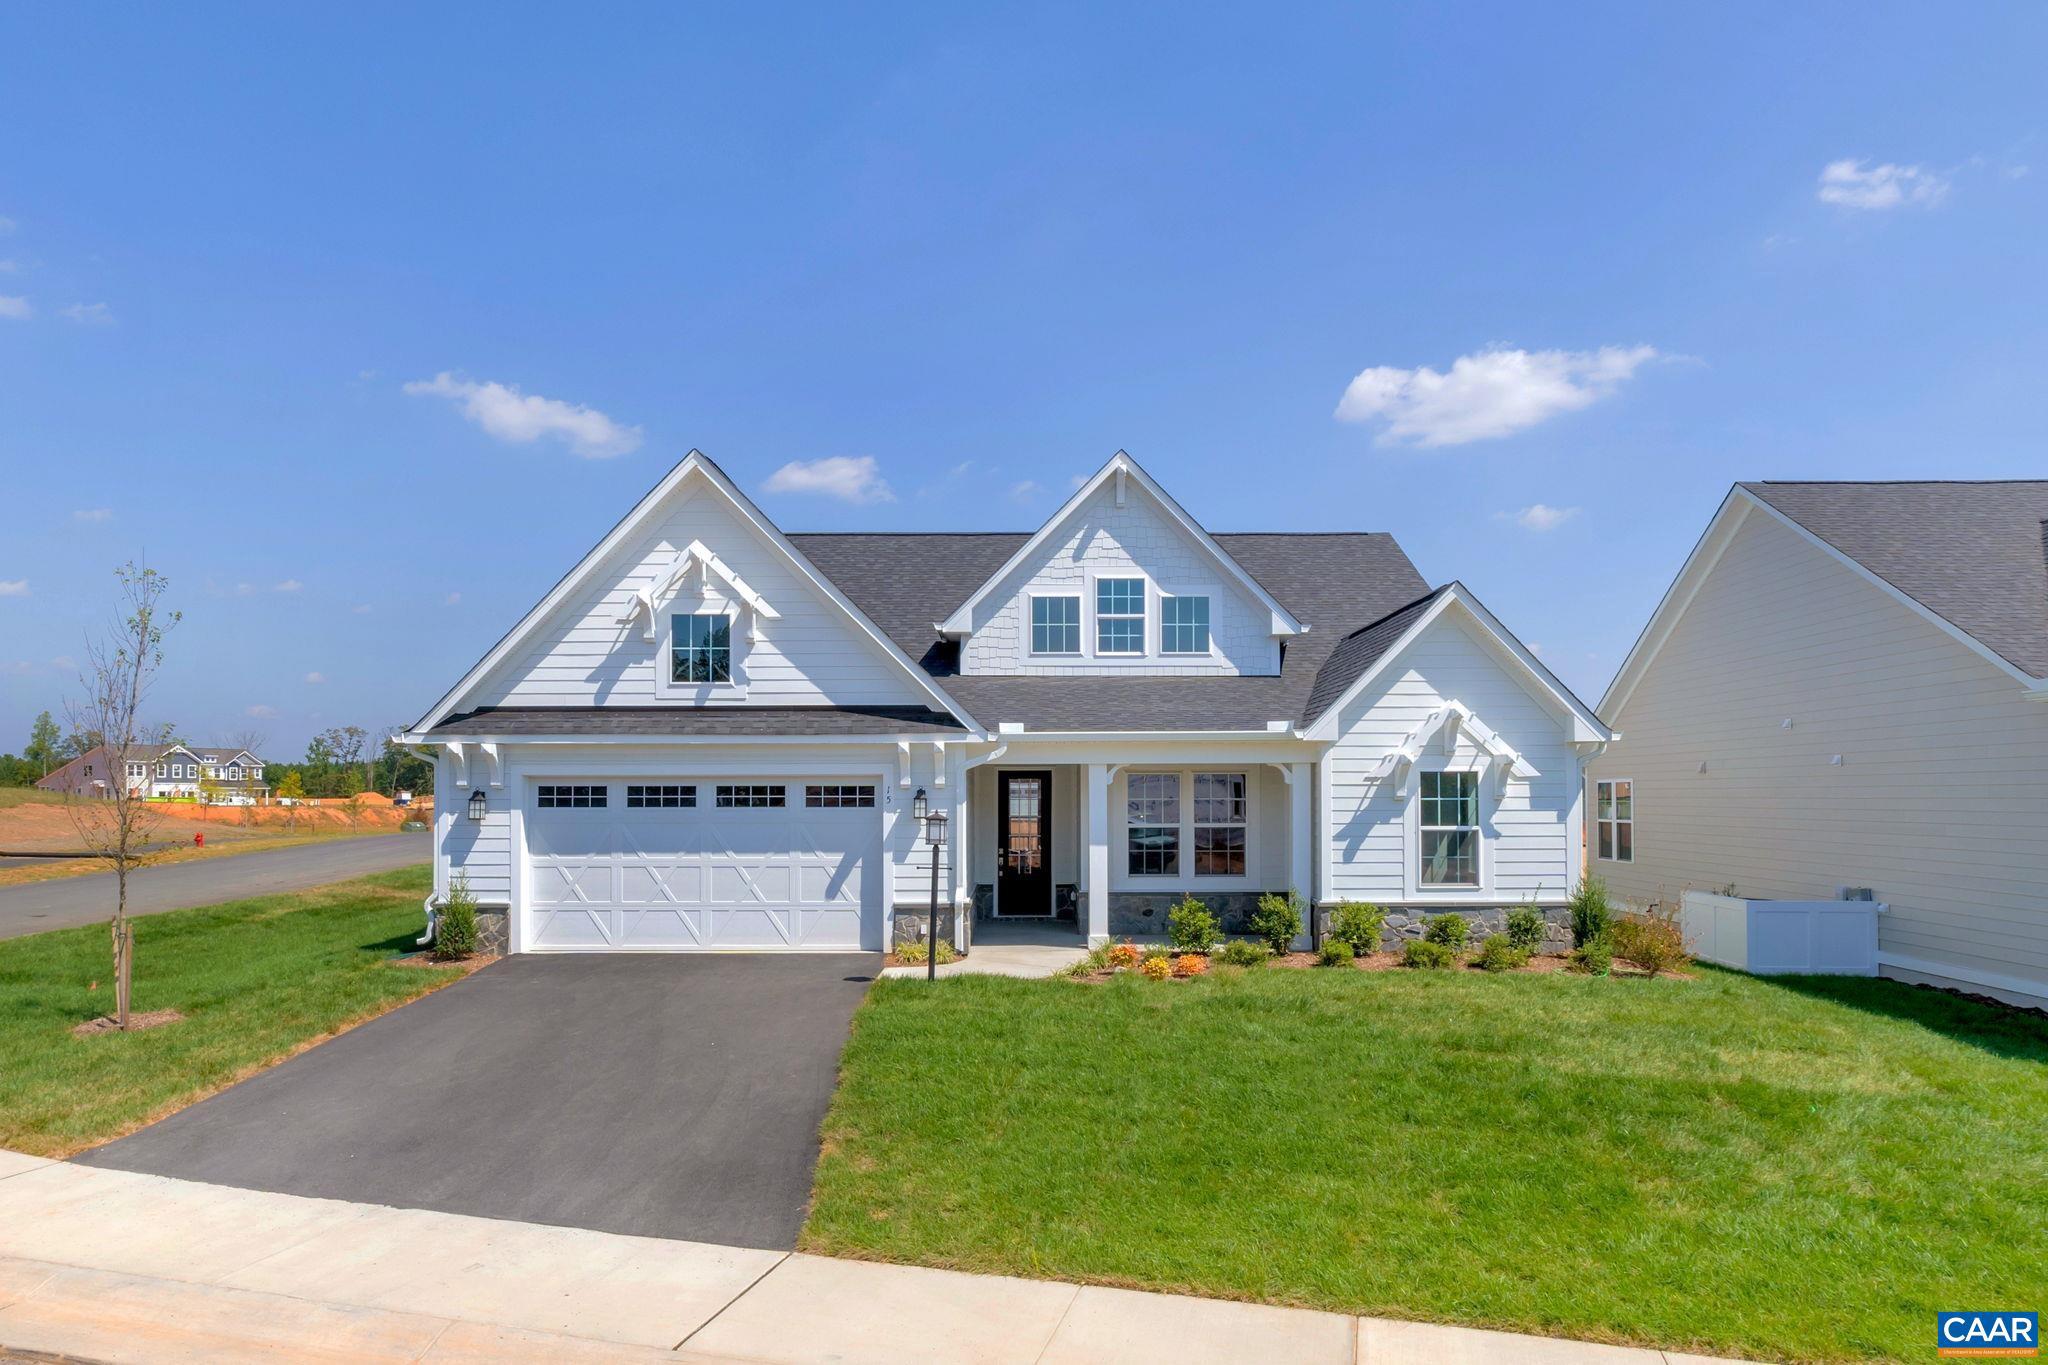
<box><xmin>397</xmin><ymin>451</ymin><xmax>1611</xmax><ymax>955</ymax></box>
<box><xmin>1590</xmin><ymin>480</ymin><xmax>2048</xmax><ymax>1010</ymax></box>
<box><xmin>38</xmin><ymin>743</ymin><xmax>268</xmax><ymax>803</ymax></box>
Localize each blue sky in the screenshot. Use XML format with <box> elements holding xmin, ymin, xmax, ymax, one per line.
<box><xmin>1</xmin><ymin>3</ymin><xmax>2042</xmax><ymax>757</ymax></box>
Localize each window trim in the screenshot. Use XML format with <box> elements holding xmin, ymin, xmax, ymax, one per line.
<box><xmin>1160</xmin><ymin>592</ymin><xmax>1213</xmax><ymax>657</ymax></box>
<box><xmin>656</xmin><ymin>608</ymin><xmax>747</xmax><ymax>699</ymax></box>
<box><xmin>1401</xmin><ymin>763</ymin><xmax>1491</xmax><ymax>898</ymax></box>
<box><xmin>804</xmin><ymin>783</ymin><xmax>877</xmax><ymax>809</ymax></box>
<box><xmin>1594</xmin><ymin>778</ymin><xmax>1634</xmax><ymax>863</ymax></box>
<box><xmin>1113</xmin><ymin>767</ymin><xmax>1258</xmax><ymax>890</ymax></box>
<box><xmin>1027</xmin><ymin>593</ymin><xmax>1082</xmax><ymax>657</ymax></box>
<box><xmin>1191</xmin><ymin>771</ymin><xmax>1247</xmax><ymax>877</ymax></box>
<box><xmin>715</xmin><ymin>783</ymin><xmax>787</xmax><ymax>809</ymax></box>
<box><xmin>625</xmin><ymin>783</ymin><xmax>697</xmax><ymax>808</ymax></box>
<box><xmin>1093</xmin><ymin>575</ymin><xmax>1147</xmax><ymax>656</ymax></box>
<box><xmin>1124</xmin><ymin>771</ymin><xmax>1181</xmax><ymax>878</ymax></box>
<box><xmin>536</xmin><ymin>783</ymin><xmax>608</xmax><ymax>809</ymax></box>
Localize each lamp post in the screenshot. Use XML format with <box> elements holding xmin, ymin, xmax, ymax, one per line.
<box><xmin>912</xmin><ymin>787</ymin><xmax>947</xmax><ymax>982</ymax></box>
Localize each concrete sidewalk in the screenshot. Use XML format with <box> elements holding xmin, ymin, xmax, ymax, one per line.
<box><xmin>0</xmin><ymin>1152</ymin><xmax>1736</xmax><ymax>1364</ymax></box>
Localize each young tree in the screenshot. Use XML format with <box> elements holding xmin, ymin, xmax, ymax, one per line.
<box><xmin>25</xmin><ymin>711</ymin><xmax>62</xmax><ymax>777</ymax></box>
<box><xmin>274</xmin><ymin>770</ymin><xmax>307</xmax><ymax>830</ymax></box>
<box><xmin>66</xmin><ymin>563</ymin><xmax>180</xmax><ymax>1031</ymax></box>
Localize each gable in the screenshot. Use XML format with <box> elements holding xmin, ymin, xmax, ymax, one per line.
<box><xmin>950</xmin><ymin>459</ymin><xmax>1291</xmax><ymax>677</ymax></box>
<box><xmin>413</xmin><ymin>455</ymin><xmax>975</xmax><ymax>730</ymax></box>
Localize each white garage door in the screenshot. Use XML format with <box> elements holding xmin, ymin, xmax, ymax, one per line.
<box><xmin>525</xmin><ymin>779</ymin><xmax>882</xmax><ymax>951</ymax></box>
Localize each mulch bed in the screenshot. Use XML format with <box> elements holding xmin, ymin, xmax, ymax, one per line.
<box><xmin>72</xmin><ymin>1008</ymin><xmax>185</xmax><ymax>1036</ymax></box>
<box><xmin>386</xmin><ymin>951</ymin><xmax>500</xmax><ymax>974</ymax></box>
<box><xmin>1069</xmin><ymin>949</ymin><xmax>1690</xmax><ymax>982</ymax></box>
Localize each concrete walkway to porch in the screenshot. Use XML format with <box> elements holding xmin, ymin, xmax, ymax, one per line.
<box><xmin>881</xmin><ymin>916</ymin><xmax>1090</xmax><ymax>980</ymax></box>
<box><xmin>0</xmin><ymin>1152</ymin><xmax>1738</xmax><ymax>1364</ymax></box>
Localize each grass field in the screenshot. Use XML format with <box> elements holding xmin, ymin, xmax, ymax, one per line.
<box><xmin>804</xmin><ymin>965</ymin><xmax>2048</xmax><ymax>1363</ymax></box>
<box><xmin>0</xmin><ymin>864</ymin><xmax>464</xmax><ymax>1156</ymax></box>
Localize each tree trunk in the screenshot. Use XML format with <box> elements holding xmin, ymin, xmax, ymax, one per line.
<box><xmin>114</xmin><ymin>863</ymin><xmax>130</xmax><ymax>1028</ymax></box>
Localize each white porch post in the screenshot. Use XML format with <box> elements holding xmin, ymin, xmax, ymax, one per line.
<box><xmin>1288</xmin><ymin>761</ymin><xmax>1313</xmax><ymax>903</ymax></box>
<box><xmin>1085</xmin><ymin>763</ymin><xmax>1111</xmax><ymax>944</ymax></box>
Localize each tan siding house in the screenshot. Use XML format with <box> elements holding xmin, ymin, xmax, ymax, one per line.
<box><xmin>1591</xmin><ymin>481</ymin><xmax>2048</xmax><ymax>1009</ymax></box>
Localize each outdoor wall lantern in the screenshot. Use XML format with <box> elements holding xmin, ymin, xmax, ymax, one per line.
<box><xmin>912</xmin><ymin>788</ymin><xmax>948</xmax><ymax>982</ymax></box>
<box><xmin>467</xmin><ymin>789</ymin><xmax>488</xmax><ymax>822</ymax></box>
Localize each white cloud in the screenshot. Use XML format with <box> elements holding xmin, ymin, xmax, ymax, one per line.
<box><xmin>350</xmin><ymin>604</ymin><xmax>372</xmax><ymax>614</ymax></box>
<box><xmin>304</xmin><ymin>671</ymin><xmax>326</xmax><ymax>684</ymax></box>
<box><xmin>1816</xmin><ymin>159</ymin><xmax>1948</xmax><ymax>210</ymax></box>
<box><xmin>0</xmin><ymin>217</ymin><xmax>15</xmax><ymax>234</ymax></box>
<box><xmin>273</xmin><ymin>579</ymin><xmax>303</xmax><ymax>593</ymax></box>
<box><xmin>1507</xmin><ymin>503</ymin><xmax>1581</xmax><ymax>532</ymax></box>
<box><xmin>51</xmin><ymin>655</ymin><xmax>75</xmax><ymax>669</ymax></box>
<box><xmin>404</xmin><ymin>372</ymin><xmax>642</xmax><ymax>459</ymax></box>
<box><xmin>445</xmin><ymin>592</ymin><xmax>461</xmax><ymax>606</ymax></box>
<box><xmin>0</xmin><ymin>661</ymin><xmax>31</xmax><ymax>676</ymax></box>
<box><xmin>762</xmin><ymin>455</ymin><xmax>895</xmax><ymax>504</ymax></box>
<box><xmin>1068</xmin><ymin>473</ymin><xmax>1089</xmax><ymax>490</ymax></box>
<box><xmin>246</xmin><ymin>704</ymin><xmax>280</xmax><ymax>719</ymax></box>
<box><xmin>234</xmin><ymin>583</ymin><xmax>256</xmax><ymax>597</ymax></box>
<box><xmin>1008</xmin><ymin>480</ymin><xmax>1043</xmax><ymax>502</ymax></box>
<box><xmin>0</xmin><ymin>296</ymin><xmax>29</xmax><ymax>321</ymax></box>
<box><xmin>1336</xmin><ymin>345</ymin><xmax>1659</xmax><ymax>447</ymax></box>
<box><xmin>0</xmin><ymin>580</ymin><xmax>27</xmax><ymax>597</ymax></box>
<box><xmin>72</xmin><ymin>508</ymin><xmax>112</xmax><ymax>523</ymax></box>
<box><xmin>0</xmin><ymin>260</ymin><xmax>17</xmax><ymax>273</ymax></box>
<box><xmin>59</xmin><ymin>302</ymin><xmax>113</xmax><ymax>326</ymax></box>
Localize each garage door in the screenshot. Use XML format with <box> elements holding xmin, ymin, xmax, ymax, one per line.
<box><xmin>525</xmin><ymin>779</ymin><xmax>882</xmax><ymax>951</ymax></box>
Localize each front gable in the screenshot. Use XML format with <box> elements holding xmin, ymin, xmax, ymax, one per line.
<box><xmin>944</xmin><ymin>453</ymin><xmax>1302</xmax><ymax>677</ymax></box>
<box><xmin>412</xmin><ymin>454</ymin><xmax>974</xmax><ymax>731</ymax></box>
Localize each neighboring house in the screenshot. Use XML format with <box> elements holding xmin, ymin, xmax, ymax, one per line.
<box><xmin>396</xmin><ymin>451</ymin><xmax>1612</xmax><ymax>956</ymax></box>
<box><xmin>37</xmin><ymin>743</ymin><xmax>269</xmax><ymax>803</ymax></box>
<box><xmin>1591</xmin><ymin>480</ymin><xmax>2048</xmax><ymax>1010</ymax></box>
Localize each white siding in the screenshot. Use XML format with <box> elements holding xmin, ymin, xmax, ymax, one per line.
<box><xmin>1590</xmin><ymin>508</ymin><xmax>2048</xmax><ymax>1003</ymax></box>
<box><xmin>436</xmin><ymin>755</ymin><xmax>513</xmax><ymax>904</ymax></box>
<box><xmin>1324</xmin><ymin>608</ymin><xmax>1580</xmax><ymax>905</ymax></box>
<box><xmin>467</xmin><ymin>475</ymin><xmax>927</xmax><ymax>708</ymax></box>
<box><xmin>960</xmin><ymin>481</ymin><xmax>1278</xmax><ymax>676</ymax></box>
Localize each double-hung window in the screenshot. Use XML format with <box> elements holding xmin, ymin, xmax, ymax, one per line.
<box><xmin>1594</xmin><ymin>779</ymin><xmax>1633</xmax><ymax>862</ymax></box>
<box><xmin>1418</xmin><ymin>771</ymin><xmax>1479</xmax><ymax>886</ymax></box>
<box><xmin>1126</xmin><ymin>773</ymin><xmax>1179</xmax><ymax>875</ymax></box>
<box><xmin>1030</xmin><ymin>595</ymin><xmax>1081</xmax><ymax>655</ymax></box>
<box><xmin>671</xmin><ymin>613</ymin><xmax>732</xmax><ymax>685</ymax></box>
<box><xmin>1161</xmin><ymin>595</ymin><xmax>1210</xmax><ymax>654</ymax></box>
<box><xmin>1096</xmin><ymin>578</ymin><xmax>1145</xmax><ymax>654</ymax></box>
<box><xmin>1192</xmin><ymin>772</ymin><xmax>1246</xmax><ymax>875</ymax></box>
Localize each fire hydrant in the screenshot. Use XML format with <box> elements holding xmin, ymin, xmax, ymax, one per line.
<box><xmin>194</xmin><ymin>832</ymin><xmax>204</xmax><ymax>848</ymax></box>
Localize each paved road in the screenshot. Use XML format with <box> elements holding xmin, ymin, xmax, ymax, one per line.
<box><xmin>78</xmin><ymin>953</ymin><xmax>880</xmax><ymax>1249</ymax></box>
<box><xmin>0</xmin><ymin>832</ymin><xmax>431</xmax><ymax>940</ymax></box>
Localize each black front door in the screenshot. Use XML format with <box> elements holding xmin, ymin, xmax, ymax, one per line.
<box><xmin>996</xmin><ymin>770</ymin><xmax>1053</xmax><ymax>916</ymax></box>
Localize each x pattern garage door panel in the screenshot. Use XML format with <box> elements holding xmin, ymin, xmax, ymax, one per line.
<box><xmin>526</xmin><ymin>782</ymin><xmax>881</xmax><ymax>951</ymax></box>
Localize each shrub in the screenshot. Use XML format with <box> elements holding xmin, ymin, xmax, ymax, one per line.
<box><xmin>433</xmin><ymin>876</ymin><xmax>479</xmax><ymax>961</ymax></box>
<box><xmin>1249</xmin><ymin>892</ymin><xmax>1304</xmax><ymax>955</ymax></box>
<box><xmin>1403</xmin><ymin>939</ymin><xmax>1456</xmax><ymax>970</ymax></box>
<box><xmin>1173</xmin><ymin>953</ymin><xmax>1208</xmax><ymax>978</ymax></box>
<box><xmin>1327</xmin><ymin>901</ymin><xmax>1387</xmax><ymax>955</ymax></box>
<box><xmin>1474</xmin><ymin>934</ymin><xmax>1531</xmax><ymax>973</ymax></box>
<box><xmin>1317</xmin><ymin>939</ymin><xmax>1356</xmax><ymax>968</ymax></box>
<box><xmin>1139</xmin><ymin>954</ymin><xmax>1173</xmax><ymax>980</ymax></box>
<box><xmin>1422</xmin><ymin>912</ymin><xmax>1470</xmax><ymax>953</ymax></box>
<box><xmin>1610</xmin><ymin>911</ymin><xmax>1689</xmax><ymax>976</ymax></box>
<box><xmin>1504</xmin><ymin>904</ymin><xmax>1547</xmax><ymax>954</ymax></box>
<box><xmin>1215</xmin><ymin>939</ymin><xmax>1269</xmax><ymax>968</ymax></box>
<box><xmin>1567</xmin><ymin>937</ymin><xmax>1613</xmax><ymax>975</ymax></box>
<box><xmin>1166</xmin><ymin>896</ymin><xmax>1220</xmax><ymax>953</ymax></box>
<box><xmin>895</xmin><ymin>937</ymin><xmax>959</xmax><ymax>965</ymax></box>
<box><xmin>1569</xmin><ymin>876</ymin><xmax>1613</xmax><ymax>948</ymax></box>
<box><xmin>1072</xmin><ymin>941</ymin><xmax>1117</xmax><ymax>976</ymax></box>
<box><xmin>1107</xmin><ymin>941</ymin><xmax>1142</xmax><ymax>970</ymax></box>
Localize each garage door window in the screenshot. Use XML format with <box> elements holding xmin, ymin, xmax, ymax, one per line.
<box><xmin>537</xmin><ymin>784</ymin><xmax>607</xmax><ymax>809</ymax></box>
<box><xmin>805</xmin><ymin>784</ymin><xmax>876</xmax><ymax>808</ymax></box>
<box><xmin>716</xmin><ymin>784</ymin><xmax>786</xmax><ymax>808</ymax></box>
<box><xmin>626</xmin><ymin>784</ymin><xmax>696</xmax><ymax>808</ymax></box>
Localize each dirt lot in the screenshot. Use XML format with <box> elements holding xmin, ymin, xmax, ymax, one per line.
<box><xmin>0</xmin><ymin>791</ymin><xmax>428</xmax><ymax>854</ymax></box>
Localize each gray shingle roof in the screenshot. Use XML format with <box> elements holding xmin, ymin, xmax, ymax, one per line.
<box><xmin>1742</xmin><ymin>481</ymin><xmax>2048</xmax><ymax>679</ymax></box>
<box><xmin>426</xmin><ymin>706</ymin><xmax>966</xmax><ymax>738</ymax></box>
<box><xmin>790</xmin><ymin>531</ymin><xmax>1432</xmax><ymax>731</ymax></box>
<box><xmin>1299</xmin><ymin>587</ymin><xmax>1447</xmax><ymax>727</ymax></box>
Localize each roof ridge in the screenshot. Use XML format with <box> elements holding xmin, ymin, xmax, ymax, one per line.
<box><xmin>1746</xmin><ymin>478</ymin><xmax>2048</xmax><ymax>487</ymax></box>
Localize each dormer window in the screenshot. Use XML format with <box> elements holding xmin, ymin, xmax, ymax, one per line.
<box><xmin>671</xmin><ymin>613</ymin><xmax>733</xmax><ymax>684</ymax></box>
<box><xmin>1096</xmin><ymin>578</ymin><xmax>1145</xmax><ymax>655</ymax></box>
<box><xmin>1030</xmin><ymin>595</ymin><xmax>1081</xmax><ymax>655</ymax></box>
<box><xmin>1162</xmin><ymin>595</ymin><xmax>1210</xmax><ymax>654</ymax></box>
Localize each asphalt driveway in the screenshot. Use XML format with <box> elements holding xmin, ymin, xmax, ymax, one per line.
<box><xmin>76</xmin><ymin>953</ymin><xmax>881</xmax><ymax>1250</ymax></box>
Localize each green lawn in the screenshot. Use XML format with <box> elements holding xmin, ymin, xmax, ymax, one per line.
<box><xmin>804</xmin><ymin>965</ymin><xmax>2048</xmax><ymax>1363</ymax></box>
<box><xmin>0</xmin><ymin>864</ymin><xmax>464</xmax><ymax>1156</ymax></box>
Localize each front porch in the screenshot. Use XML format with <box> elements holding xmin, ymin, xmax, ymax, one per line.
<box><xmin>961</xmin><ymin>755</ymin><xmax>1315</xmax><ymax>945</ymax></box>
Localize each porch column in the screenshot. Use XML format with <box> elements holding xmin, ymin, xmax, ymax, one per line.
<box><xmin>1288</xmin><ymin>761</ymin><xmax>1313</xmax><ymax>902</ymax></box>
<box><xmin>1085</xmin><ymin>763</ymin><xmax>1111</xmax><ymax>944</ymax></box>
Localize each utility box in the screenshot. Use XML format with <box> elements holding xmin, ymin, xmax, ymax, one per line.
<box><xmin>1681</xmin><ymin>891</ymin><xmax>1882</xmax><ymax>975</ymax></box>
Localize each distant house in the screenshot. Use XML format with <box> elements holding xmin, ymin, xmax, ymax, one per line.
<box><xmin>38</xmin><ymin>743</ymin><xmax>269</xmax><ymax>803</ymax></box>
<box><xmin>1590</xmin><ymin>480</ymin><xmax>2048</xmax><ymax>1010</ymax></box>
